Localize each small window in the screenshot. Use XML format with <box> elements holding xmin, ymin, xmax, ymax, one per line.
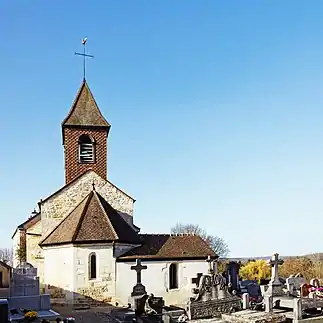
<box><xmin>79</xmin><ymin>134</ymin><xmax>95</xmax><ymax>163</ymax></box>
<box><xmin>169</xmin><ymin>263</ymin><xmax>178</xmax><ymax>289</ymax></box>
<box><xmin>89</xmin><ymin>253</ymin><xmax>97</xmax><ymax>279</ymax></box>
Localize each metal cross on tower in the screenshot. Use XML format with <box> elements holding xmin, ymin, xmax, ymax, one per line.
<box><xmin>75</xmin><ymin>37</ymin><xmax>94</xmax><ymax>80</ymax></box>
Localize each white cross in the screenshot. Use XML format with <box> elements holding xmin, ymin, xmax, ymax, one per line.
<box><xmin>131</xmin><ymin>259</ymin><xmax>147</xmax><ymax>284</ymax></box>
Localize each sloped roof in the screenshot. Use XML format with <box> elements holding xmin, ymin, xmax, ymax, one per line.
<box><xmin>62</xmin><ymin>80</ymin><xmax>110</xmax><ymax>128</ymax></box>
<box><xmin>12</xmin><ymin>212</ymin><xmax>41</xmax><ymax>239</ymax></box>
<box><xmin>0</xmin><ymin>260</ymin><xmax>12</xmax><ymax>270</ymax></box>
<box><xmin>40</xmin><ymin>190</ymin><xmax>140</xmax><ymax>247</ymax></box>
<box><xmin>117</xmin><ymin>234</ymin><xmax>217</xmax><ymax>261</ymax></box>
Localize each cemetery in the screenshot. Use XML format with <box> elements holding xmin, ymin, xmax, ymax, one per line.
<box><xmin>4</xmin><ymin>253</ymin><xmax>323</xmax><ymax>322</ymax></box>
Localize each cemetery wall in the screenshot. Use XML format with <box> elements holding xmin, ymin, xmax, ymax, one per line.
<box><xmin>43</xmin><ymin>245</ymin><xmax>75</xmax><ymax>302</ymax></box>
<box><xmin>74</xmin><ymin>244</ymin><xmax>116</xmax><ymax>302</ymax></box>
<box><xmin>41</xmin><ymin>171</ymin><xmax>134</xmax><ymax>238</ymax></box>
<box><xmin>116</xmin><ymin>259</ymin><xmax>209</xmax><ymax>306</ymax></box>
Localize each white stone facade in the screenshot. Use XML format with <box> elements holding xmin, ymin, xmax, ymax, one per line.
<box><xmin>116</xmin><ymin>259</ymin><xmax>209</xmax><ymax>306</ymax></box>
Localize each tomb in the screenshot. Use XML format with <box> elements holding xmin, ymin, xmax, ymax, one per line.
<box><xmin>7</xmin><ymin>262</ymin><xmax>60</xmax><ymax>322</ymax></box>
<box><xmin>186</xmin><ymin>256</ymin><xmax>241</xmax><ymax>320</ymax></box>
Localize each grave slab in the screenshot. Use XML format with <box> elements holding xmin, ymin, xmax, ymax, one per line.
<box><xmin>222</xmin><ymin>309</ymin><xmax>286</xmax><ymax>323</ymax></box>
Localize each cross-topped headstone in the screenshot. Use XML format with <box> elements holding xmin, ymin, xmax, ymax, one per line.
<box><xmin>268</xmin><ymin>253</ymin><xmax>284</xmax><ymax>285</ymax></box>
<box><xmin>206</xmin><ymin>255</ymin><xmax>213</xmax><ymax>274</ymax></box>
<box><xmin>192</xmin><ymin>273</ymin><xmax>203</xmax><ymax>287</ymax></box>
<box><xmin>131</xmin><ymin>259</ymin><xmax>147</xmax><ymax>285</ymax></box>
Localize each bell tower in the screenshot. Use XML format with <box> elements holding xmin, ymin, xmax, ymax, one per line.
<box><xmin>62</xmin><ymin>80</ymin><xmax>111</xmax><ymax>184</ymax></box>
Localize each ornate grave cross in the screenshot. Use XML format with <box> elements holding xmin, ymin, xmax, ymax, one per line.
<box><xmin>131</xmin><ymin>259</ymin><xmax>147</xmax><ymax>285</ymax></box>
<box><xmin>269</xmin><ymin>253</ymin><xmax>284</xmax><ymax>285</ymax></box>
<box><xmin>192</xmin><ymin>273</ymin><xmax>203</xmax><ymax>287</ymax></box>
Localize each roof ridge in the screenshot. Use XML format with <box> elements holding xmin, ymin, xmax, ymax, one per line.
<box><xmin>61</xmin><ymin>79</ymin><xmax>86</xmax><ymax>127</ymax></box>
<box><xmin>94</xmin><ymin>191</ymin><xmax>118</xmax><ymax>240</ymax></box>
<box><xmin>72</xmin><ymin>191</ymin><xmax>94</xmax><ymax>242</ymax></box>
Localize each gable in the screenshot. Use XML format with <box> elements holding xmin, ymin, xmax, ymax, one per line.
<box><xmin>41</xmin><ymin>171</ymin><xmax>135</xmax><ymax>238</ymax></box>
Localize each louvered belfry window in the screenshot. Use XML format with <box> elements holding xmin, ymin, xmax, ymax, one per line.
<box><xmin>79</xmin><ymin>134</ymin><xmax>95</xmax><ymax>163</ymax></box>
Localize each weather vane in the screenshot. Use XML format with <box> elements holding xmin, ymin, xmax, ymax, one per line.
<box><xmin>75</xmin><ymin>37</ymin><xmax>94</xmax><ymax>80</ymax></box>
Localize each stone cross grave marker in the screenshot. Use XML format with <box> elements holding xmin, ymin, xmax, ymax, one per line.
<box><xmin>269</xmin><ymin>253</ymin><xmax>284</xmax><ymax>285</ymax></box>
<box><xmin>131</xmin><ymin>259</ymin><xmax>147</xmax><ymax>285</ymax></box>
<box><xmin>265</xmin><ymin>253</ymin><xmax>285</xmax><ymax>297</ymax></box>
<box><xmin>130</xmin><ymin>259</ymin><xmax>147</xmax><ymax>297</ymax></box>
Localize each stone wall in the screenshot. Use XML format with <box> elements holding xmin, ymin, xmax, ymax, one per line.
<box><xmin>41</xmin><ymin>171</ymin><xmax>134</xmax><ymax>238</ymax></box>
<box><xmin>74</xmin><ymin>244</ymin><xmax>116</xmax><ymax>303</ymax></box>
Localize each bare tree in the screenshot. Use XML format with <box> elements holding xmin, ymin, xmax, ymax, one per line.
<box><xmin>171</xmin><ymin>223</ymin><xmax>230</xmax><ymax>257</ymax></box>
<box><xmin>0</xmin><ymin>247</ymin><xmax>13</xmax><ymax>266</ymax></box>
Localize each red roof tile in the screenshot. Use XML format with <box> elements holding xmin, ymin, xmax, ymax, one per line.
<box><xmin>40</xmin><ymin>190</ymin><xmax>140</xmax><ymax>247</ymax></box>
<box><xmin>117</xmin><ymin>234</ymin><xmax>217</xmax><ymax>261</ymax></box>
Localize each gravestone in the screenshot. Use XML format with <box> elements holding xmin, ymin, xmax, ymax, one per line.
<box><xmin>0</xmin><ymin>299</ymin><xmax>8</xmax><ymax>323</ymax></box>
<box><xmin>265</xmin><ymin>253</ymin><xmax>284</xmax><ymax>297</ymax></box>
<box><xmin>128</xmin><ymin>259</ymin><xmax>148</xmax><ymax>316</ymax></box>
<box><xmin>226</xmin><ymin>261</ymin><xmax>241</xmax><ymax>292</ymax></box>
<box><xmin>7</xmin><ymin>263</ymin><xmax>60</xmax><ymax>321</ymax></box>
<box><xmin>286</xmin><ymin>275</ymin><xmax>306</xmax><ymax>296</ymax></box>
<box><xmin>186</xmin><ymin>256</ymin><xmax>241</xmax><ymax>320</ymax></box>
<box><xmin>10</xmin><ymin>262</ymin><xmax>39</xmax><ymax>297</ymax></box>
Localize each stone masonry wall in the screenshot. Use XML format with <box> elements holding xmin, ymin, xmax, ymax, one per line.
<box><xmin>41</xmin><ymin>171</ymin><xmax>134</xmax><ymax>238</ymax></box>
<box><xmin>63</xmin><ymin>127</ymin><xmax>108</xmax><ymax>184</ymax></box>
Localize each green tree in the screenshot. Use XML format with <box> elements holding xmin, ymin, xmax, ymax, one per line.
<box><xmin>171</xmin><ymin>223</ymin><xmax>230</xmax><ymax>257</ymax></box>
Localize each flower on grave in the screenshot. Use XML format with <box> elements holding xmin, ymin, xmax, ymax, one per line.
<box><xmin>24</xmin><ymin>310</ymin><xmax>38</xmax><ymax>321</ymax></box>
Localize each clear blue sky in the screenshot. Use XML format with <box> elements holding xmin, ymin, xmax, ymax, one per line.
<box><xmin>2</xmin><ymin>0</ymin><xmax>323</xmax><ymax>258</ymax></box>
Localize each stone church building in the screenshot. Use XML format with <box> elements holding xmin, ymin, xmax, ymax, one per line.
<box><xmin>12</xmin><ymin>79</ymin><xmax>215</xmax><ymax>306</ymax></box>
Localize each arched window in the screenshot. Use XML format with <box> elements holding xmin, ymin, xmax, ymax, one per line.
<box><xmin>89</xmin><ymin>253</ymin><xmax>97</xmax><ymax>280</ymax></box>
<box><xmin>79</xmin><ymin>134</ymin><xmax>95</xmax><ymax>163</ymax></box>
<box><xmin>169</xmin><ymin>263</ymin><xmax>178</xmax><ymax>290</ymax></box>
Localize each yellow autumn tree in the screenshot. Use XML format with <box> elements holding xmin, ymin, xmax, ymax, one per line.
<box><xmin>279</xmin><ymin>257</ymin><xmax>314</xmax><ymax>280</ymax></box>
<box><xmin>239</xmin><ymin>260</ymin><xmax>271</xmax><ymax>282</ymax></box>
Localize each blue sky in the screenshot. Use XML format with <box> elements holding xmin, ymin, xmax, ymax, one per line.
<box><xmin>2</xmin><ymin>0</ymin><xmax>323</xmax><ymax>257</ymax></box>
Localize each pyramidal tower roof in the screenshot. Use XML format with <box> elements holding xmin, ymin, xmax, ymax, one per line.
<box><xmin>62</xmin><ymin>79</ymin><xmax>110</xmax><ymax>128</ymax></box>
<box><xmin>40</xmin><ymin>189</ymin><xmax>141</xmax><ymax>246</ymax></box>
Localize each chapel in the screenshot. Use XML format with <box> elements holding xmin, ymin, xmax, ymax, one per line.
<box><xmin>12</xmin><ymin>78</ymin><xmax>216</xmax><ymax>306</ymax></box>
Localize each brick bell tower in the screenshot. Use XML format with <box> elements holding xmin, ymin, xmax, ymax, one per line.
<box><xmin>62</xmin><ymin>79</ymin><xmax>111</xmax><ymax>184</ymax></box>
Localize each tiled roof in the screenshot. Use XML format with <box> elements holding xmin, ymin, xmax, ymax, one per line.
<box><xmin>12</xmin><ymin>212</ymin><xmax>41</xmax><ymax>239</ymax></box>
<box><xmin>117</xmin><ymin>234</ymin><xmax>217</xmax><ymax>261</ymax></box>
<box><xmin>40</xmin><ymin>190</ymin><xmax>141</xmax><ymax>247</ymax></box>
<box><xmin>0</xmin><ymin>261</ymin><xmax>12</xmax><ymax>270</ymax></box>
<box><xmin>62</xmin><ymin>80</ymin><xmax>110</xmax><ymax>128</ymax></box>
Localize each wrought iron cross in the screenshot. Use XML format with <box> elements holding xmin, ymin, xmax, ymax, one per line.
<box><xmin>75</xmin><ymin>37</ymin><xmax>94</xmax><ymax>80</ymax></box>
<box><xmin>131</xmin><ymin>259</ymin><xmax>147</xmax><ymax>284</ymax></box>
